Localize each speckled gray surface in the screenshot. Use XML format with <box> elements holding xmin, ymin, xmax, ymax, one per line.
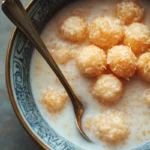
<box><xmin>0</xmin><ymin>0</ymin><xmax>42</xmax><ymax>149</ymax></box>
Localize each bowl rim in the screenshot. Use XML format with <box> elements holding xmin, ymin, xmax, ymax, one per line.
<box><xmin>5</xmin><ymin>1</ymin><xmax>50</xmax><ymax>150</ymax></box>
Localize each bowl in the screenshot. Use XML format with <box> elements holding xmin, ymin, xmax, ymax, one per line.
<box><xmin>5</xmin><ymin>0</ymin><xmax>150</xmax><ymax>150</ymax></box>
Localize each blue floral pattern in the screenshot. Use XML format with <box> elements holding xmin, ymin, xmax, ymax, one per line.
<box><xmin>10</xmin><ymin>0</ymin><xmax>150</xmax><ymax>149</ymax></box>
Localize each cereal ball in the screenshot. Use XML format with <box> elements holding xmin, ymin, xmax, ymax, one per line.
<box><xmin>91</xmin><ymin>74</ymin><xmax>123</xmax><ymax>104</ymax></box>
<box><xmin>48</xmin><ymin>42</ymin><xmax>78</xmax><ymax>64</ymax></box>
<box><xmin>76</xmin><ymin>45</ymin><xmax>106</xmax><ymax>77</ymax></box>
<box><xmin>93</xmin><ymin>111</ymin><xmax>129</xmax><ymax>143</ymax></box>
<box><xmin>41</xmin><ymin>89</ymin><xmax>68</xmax><ymax>113</ymax></box>
<box><xmin>89</xmin><ymin>16</ymin><xmax>123</xmax><ymax>49</ymax></box>
<box><xmin>115</xmin><ymin>0</ymin><xmax>145</xmax><ymax>25</ymax></box>
<box><xmin>137</xmin><ymin>52</ymin><xmax>150</xmax><ymax>82</ymax></box>
<box><xmin>85</xmin><ymin>111</ymin><xmax>130</xmax><ymax>144</ymax></box>
<box><xmin>144</xmin><ymin>89</ymin><xmax>150</xmax><ymax>106</ymax></box>
<box><xmin>52</xmin><ymin>49</ymin><xmax>76</xmax><ymax>64</ymax></box>
<box><xmin>123</xmin><ymin>23</ymin><xmax>150</xmax><ymax>56</ymax></box>
<box><xmin>107</xmin><ymin>45</ymin><xmax>137</xmax><ymax>79</ymax></box>
<box><xmin>60</xmin><ymin>16</ymin><xmax>87</xmax><ymax>42</ymax></box>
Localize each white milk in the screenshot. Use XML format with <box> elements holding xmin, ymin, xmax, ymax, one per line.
<box><xmin>30</xmin><ymin>0</ymin><xmax>150</xmax><ymax>149</ymax></box>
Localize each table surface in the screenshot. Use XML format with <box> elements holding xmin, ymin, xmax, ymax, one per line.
<box><xmin>0</xmin><ymin>1</ymin><xmax>42</xmax><ymax>150</ymax></box>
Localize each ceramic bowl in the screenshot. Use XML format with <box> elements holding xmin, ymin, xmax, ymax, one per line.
<box><xmin>5</xmin><ymin>0</ymin><xmax>150</xmax><ymax>149</ymax></box>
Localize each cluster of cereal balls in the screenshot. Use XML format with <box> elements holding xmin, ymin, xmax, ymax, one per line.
<box><xmin>41</xmin><ymin>0</ymin><xmax>150</xmax><ymax>144</ymax></box>
<box><xmin>59</xmin><ymin>0</ymin><xmax>150</xmax><ymax>107</ymax></box>
<box><xmin>58</xmin><ymin>0</ymin><xmax>150</xmax><ymax>144</ymax></box>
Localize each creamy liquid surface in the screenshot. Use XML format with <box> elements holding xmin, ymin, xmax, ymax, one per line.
<box><xmin>30</xmin><ymin>0</ymin><xmax>150</xmax><ymax>149</ymax></box>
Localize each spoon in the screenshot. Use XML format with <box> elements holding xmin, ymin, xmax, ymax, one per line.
<box><xmin>2</xmin><ymin>0</ymin><xmax>90</xmax><ymax>142</ymax></box>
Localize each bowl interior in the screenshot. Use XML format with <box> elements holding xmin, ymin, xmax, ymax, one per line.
<box><xmin>7</xmin><ymin>0</ymin><xmax>150</xmax><ymax>150</ymax></box>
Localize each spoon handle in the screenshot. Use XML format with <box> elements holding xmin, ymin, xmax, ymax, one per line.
<box><xmin>2</xmin><ymin>0</ymin><xmax>82</xmax><ymax>110</ymax></box>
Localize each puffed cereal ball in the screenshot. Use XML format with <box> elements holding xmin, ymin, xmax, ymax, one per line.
<box><xmin>137</xmin><ymin>52</ymin><xmax>150</xmax><ymax>82</ymax></box>
<box><xmin>60</xmin><ymin>16</ymin><xmax>87</xmax><ymax>42</ymax></box>
<box><xmin>89</xmin><ymin>16</ymin><xmax>124</xmax><ymax>49</ymax></box>
<box><xmin>52</xmin><ymin>49</ymin><xmax>75</xmax><ymax>64</ymax></box>
<box><xmin>107</xmin><ymin>45</ymin><xmax>137</xmax><ymax>79</ymax></box>
<box><xmin>115</xmin><ymin>0</ymin><xmax>145</xmax><ymax>25</ymax></box>
<box><xmin>76</xmin><ymin>45</ymin><xmax>106</xmax><ymax>77</ymax></box>
<box><xmin>144</xmin><ymin>89</ymin><xmax>150</xmax><ymax>106</ymax></box>
<box><xmin>91</xmin><ymin>74</ymin><xmax>123</xmax><ymax>104</ymax></box>
<box><xmin>85</xmin><ymin>111</ymin><xmax>130</xmax><ymax>144</ymax></box>
<box><xmin>41</xmin><ymin>89</ymin><xmax>68</xmax><ymax>113</ymax></box>
<box><xmin>123</xmin><ymin>23</ymin><xmax>150</xmax><ymax>56</ymax></box>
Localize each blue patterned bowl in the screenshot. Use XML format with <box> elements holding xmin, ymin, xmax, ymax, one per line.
<box><xmin>5</xmin><ymin>0</ymin><xmax>150</xmax><ymax>150</ymax></box>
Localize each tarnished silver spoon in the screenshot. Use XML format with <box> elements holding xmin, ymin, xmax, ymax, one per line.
<box><xmin>2</xmin><ymin>0</ymin><xmax>90</xmax><ymax>142</ymax></box>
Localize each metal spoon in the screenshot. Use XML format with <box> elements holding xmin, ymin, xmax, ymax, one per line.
<box><xmin>2</xmin><ymin>0</ymin><xmax>90</xmax><ymax>142</ymax></box>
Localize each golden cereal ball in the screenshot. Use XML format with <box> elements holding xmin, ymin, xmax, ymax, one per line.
<box><xmin>93</xmin><ymin>111</ymin><xmax>130</xmax><ymax>144</ymax></box>
<box><xmin>107</xmin><ymin>45</ymin><xmax>137</xmax><ymax>79</ymax></box>
<box><xmin>76</xmin><ymin>45</ymin><xmax>106</xmax><ymax>77</ymax></box>
<box><xmin>41</xmin><ymin>89</ymin><xmax>68</xmax><ymax>113</ymax></box>
<box><xmin>123</xmin><ymin>23</ymin><xmax>150</xmax><ymax>56</ymax></box>
<box><xmin>137</xmin><ymin>52</ymin><xmax>150</xmax><ymax>82</ymax></box>
<box><xmin>91</xmin><ymin>74</ymin><xmax>123</xmax><ymax>104</ymax></box>
<box><xmin>144</xmin><ymin>89</ymin><xmax>150</xmax><ymax>106</ymax></box>
<box><xmin>60</xmin><ymin>16</ymin><xmax>87</xmax><ymax>42</ymax></box>
<box><xmin>52</xmin><ymin>49</ymin><xmax>76</xmax><ymax>64</ymax></box>
<box><xmin>89</xmin><ymin>16</ymin><xmax>123</xmax><ymax>49</ymax></box>
<box><xmin>115</xmin><ymin>0</ymin><xmax>145</xmax><ymax>25</ymax></box>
